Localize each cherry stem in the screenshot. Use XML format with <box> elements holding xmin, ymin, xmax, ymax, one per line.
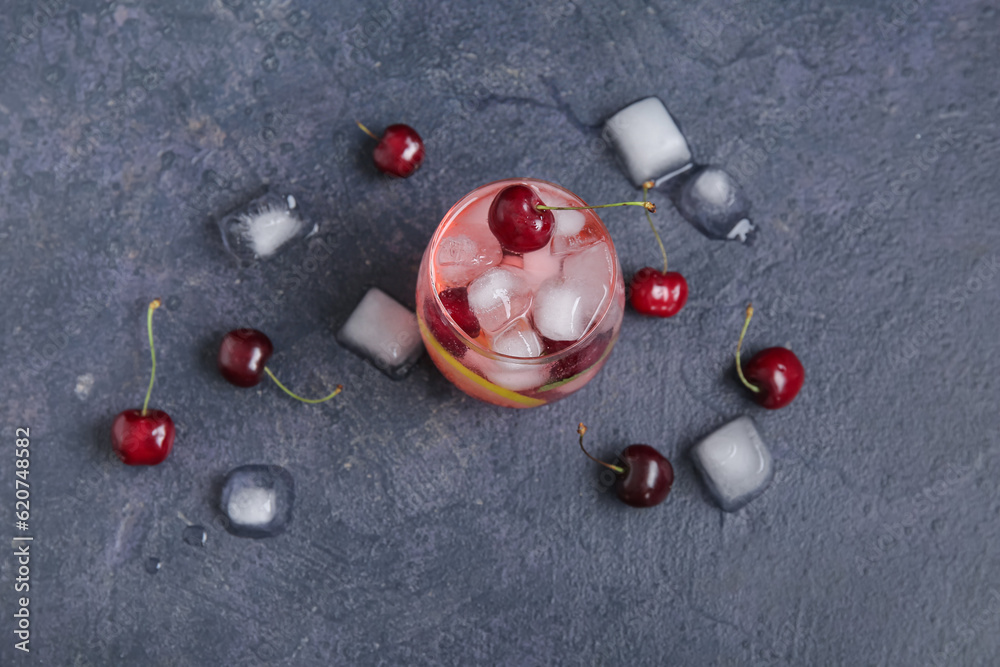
<box><xmin>735</xmin><ymin>304</ymin><xmax>761</xmax><ymax>394</ymax></box>
<box><xmin>141</xmin><ymin>299</ymin><xmax>161</xmax><ymax>416</ymax></box>
<box><xmin>355</xmin><ymin>121</ymin><xmax>379</xmax><ymax>141</ymax></box>
<box><xmin>537</xmin><ymin>201</ymin><xmax>655</xmax><ymax>213</ymax></box>
<box><xmin>264</xmin><ymin>367</ymin><xmax>343</xmax><ymax>404</ymax></box>
<box><xmin>577</xmin><ymin>423</ymin><xmax>625</xmax><ymax>475</ymax></box>
<box><xmin>642</xmin><ymin>180</ymin><xmax>668</xmax><ymax>274</ymax></box>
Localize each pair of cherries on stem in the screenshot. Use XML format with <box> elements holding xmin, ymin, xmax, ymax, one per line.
<box><xmin>111</xmin><ymin>301</ymin><xmax>342</xmax><ymax>466</ymax></box>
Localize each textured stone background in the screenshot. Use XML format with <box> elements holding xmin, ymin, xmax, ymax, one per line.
<box><xmin>1</xmin><ymin>0</ymin><xmax>999</xmax><ymax>665</ymax></box>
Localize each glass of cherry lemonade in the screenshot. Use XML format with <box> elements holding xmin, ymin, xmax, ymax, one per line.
<box><xmin>416</xmin><ymin>178</ymin><xmax>625</xmax><ymax>408</ymax></box>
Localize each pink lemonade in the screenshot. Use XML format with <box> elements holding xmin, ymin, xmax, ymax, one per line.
<box><xmin>416</xmin><ymin>178</ymin><xmax>625</xmax><ymax>408</ymax></box>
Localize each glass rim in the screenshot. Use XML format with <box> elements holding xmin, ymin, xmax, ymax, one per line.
<box><xmin>426</xmin><ymin>177</ymin><xmax>622</xmax><ymax>365</ymax></box>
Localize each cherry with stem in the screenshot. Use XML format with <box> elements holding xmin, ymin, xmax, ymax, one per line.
<box><xmin>488</xmin><ymin>184</ymin><xmax>656</xmax><ymax>255</ymax></box>
<box><xmin>628</xmin><ymin>180</ymin><xmax>688</xmax><ymax>318</ymax></box>
<box><xmin>111</xmin><ymin>299</ymin><xmax>176</xmax><ymax>466</ymax></box>
<box><xmin>356</xmin><ymin>120</ymin><xmax>425</xmax><ymax>178</ymax></box>
<box><xmin>735</xmin><ymin>304</ymin><xmax>805</xmax><ymax>410</ymax></box>
<box><xmin>577</xmin><ymin>423</ymin><xmax>674</xmax><ymax>508</ymax></box>
<box><xmin>218</xmin><ymin>328</ymin><xmax>342</xmax><ymax>404</ymax></box>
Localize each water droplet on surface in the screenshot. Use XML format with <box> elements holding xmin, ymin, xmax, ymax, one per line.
<box><xmin>182</xmin><ymin>525</ymin><xmax>207</xmax><ymax>547</ymax></box>
<box><xmin>144</xmin><ymin>557</ymin><xmax>161</xmax><ymax>574</ymax></box>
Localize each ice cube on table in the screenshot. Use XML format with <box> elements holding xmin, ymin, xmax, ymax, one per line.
<box><xmin>466</xmin><ymin>266</ymin><xmax>533</xmax><ymax>334</ymax></box>
<box><xmin>672</xmin><ymin>166</ymin><xmax>754</xmax><ymax>243</ymax></box>
<box><xmin>490</xmin><ymin>317</ymin><xmax>543</xmax><ymax>358</ymax></box>
<box><xmin>337</xmin><ymin>288</ymin><xmax>424</xmax><ymax>380</ymax></box>
<box><xmin>691</xmin><ymin>417</ymin><xmax>773</xmax><ymax>512</ymax></box>
<box><xmin>604</xmin><ymin>97</ymin><xmax>693</xmax><ymax>188</ymax></box>
<box><xmin>218</xmin><ymin>192</ymin><xmax>307</xmax><ymax>266</ymax></box>
<box><xmin>532</xmin><ymin>276</ymin><xmax>609</xmax><ymax>342</ymax></box>
<box><xmin>219</xmin><ymin>464</ymin><xmax>295</xmax><ymax>538</ymax></box>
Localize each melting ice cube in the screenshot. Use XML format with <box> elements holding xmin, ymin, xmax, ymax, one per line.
<box><xmin>604</xmin><ymin>97</ymin><xmax>693</xmax><ymax>188</ymax></box>
<box><xmin>218</xmin><ymin>192</ymin><xmax>307</xmax><ymax>266</ymax></box>
<box><xmin>671</xmin><ymin>166</ymin><xmax>754</xmax><ymax>243</ymax></box>
<box><xmin>521</xmin><ymin>247</ymin><xmax>564</xmax><ymax>291</ymax></box>
<box><xmin>552</xmin><ymin>210</ymin><xmax>586</xmax><ymax>237</ymax></box>
<box><xmin>532</xmin><ymin>277</ymin><xmax>609</xmax><ymax>342</ymax></box>
<box><xmin>337</xmin><ymin>288</ymin><xmax>424</xmax><ymax>380</ymax></box>
<box><xmin>690</xmin><ymin>417</ymin><xmax>773</xmax><ymax>512</ymax></box>
<box><xmin>219</xmin><ymin>464</ymin><xmax>295</xmax><ymax>538</ymax></box>
<box><xmin>466</xmin><ymin>266</ymin><xmax>533</xmax><ymax>334</ymax></box>
<box><xmin>490</xmin><ymin>317</ymin><xmax>543</xmax><ymax>358</ymax></box>
<box><xmin>478</xmin><ymin>358</ymin><xmax>549</xmax><ymax>393</ymax></box>
<box><xmin>470</xmin><ymin>319</ymin><xmax>547</xmax><ymax>392</ymax></box>
<box><xmin>562</xmin><ymin>243</ymin><xmax>613</xmax><ymax>291</ymax></box>
<box><xmin>550</xmin><ymin>209</ymin><xmax>601</xmax><ymax>256</ymax></box>
<box><xmin>435</xmin><ymin>233</ymin><xmax>503</xmax><ymax>287</ymax></box>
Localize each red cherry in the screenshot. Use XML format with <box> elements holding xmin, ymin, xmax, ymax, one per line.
<box><xmin>735</xmin><ymin>304</ymin><xmax>805</xmax><ymax>409</ymax></box>
<box><xmin>577</xmin><ymin>425</ymin><xmax>673</xmax><ymax>508</ymax></box>
<box><xmin>439</xmin><ymin>287</ymin><xmax>480</xmax><ymax>338</ymax></box>
<box><xmin>358</xmin><ymin>122</ymin><xmax>425</xmax><ymax>177</ymax></box>
<box><xmin>111</xmin><ymin>409</ymin><xmax>175</xmax><ymax>466</ymax></box>
<box><xmin>629</xmin><ymin>268</ymin><xmax>688</xmax><ymax>317</ymax></box>
<box><xmin>488</xmin><ymin>184</ymin><xmax>554</xmax><ymax>254</ymax></box>
<box><xmin>743</xmin><ymin>347</ymin><xmax>805</xmax><ymax>409</ymax></box>
<box><xmin>217</xmin><ymin>328</ymin><xmax>342</xmax><ymax>403</ymax></box>
<box><xmin>112</xmin><ymin>299</ymin><xmax>175</xmax><ymax>466</ymax></box>
<box><xmin>219</xmin><ymin>329</ymin><xmax>274</xmax><ymax>387</ymax></box>
<box><xmin>615</xmin><ymin>444</ymin><xmax>674</xmax><ymax>508</ymax></box>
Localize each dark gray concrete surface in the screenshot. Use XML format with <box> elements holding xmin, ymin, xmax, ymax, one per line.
<box><xmin>1</xmin><ymin>1</ymin><xmax>999</xmax><ymax>665</ymax></box>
